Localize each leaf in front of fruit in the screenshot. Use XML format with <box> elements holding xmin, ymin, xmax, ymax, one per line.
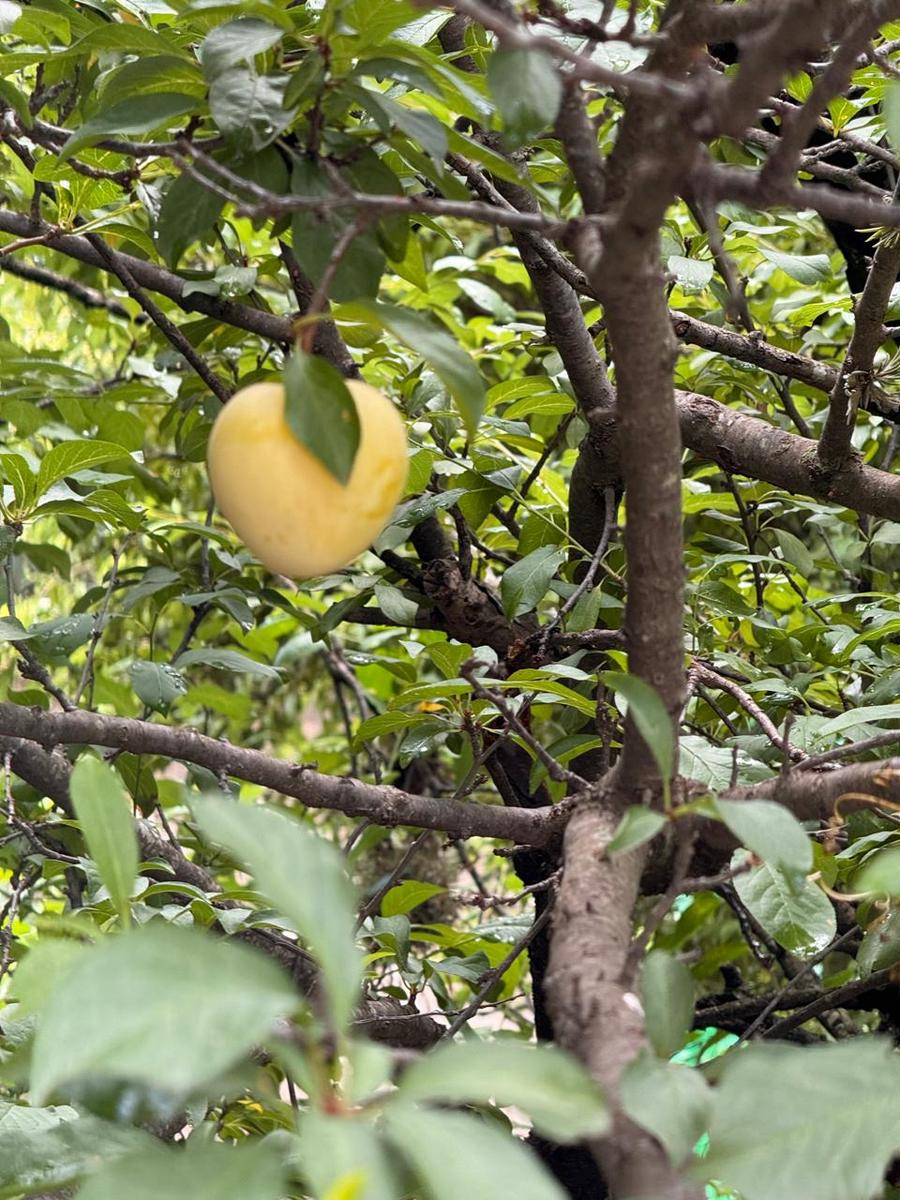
<box><xmin>342</xmin><ymin>300</ymin><xmax>485</xmax><ymax>434</ymax></box>
<box><xmin>283</xmin><ymin>351</ymin><xmax>360</xmax><ymax>485</ymax></box>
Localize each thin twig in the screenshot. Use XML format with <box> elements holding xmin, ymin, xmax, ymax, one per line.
<box><xmin>356</xmin><ymin>830</ymin><xmax>432</xmax><ymax>928</ymax></box>
<box><xmin>462</xmin><ymin>662</ymin><xmax>588</xmax><ymax>792</ymax></box>
<box><xmin>83</xmin><ymin>232</ymin><xmax>232</xmax><ymax>404</ymax></box>
<box><xmin>693</xmin><ymin>660</ymin><xmax>807</xmax><ymax>762</ymax></box>
<box><xmin>441</xmin><ymin>900</ymin><xmax>555</xmax><ymax>1039</ymax></box>
<box><xmin>547</xmin><ymin>486</ymin><xmax>616</xmax><ymax>636</ymax></box>
<box><xmin>74</xmin><ymin>546</ymin><xmax>123</xmax><ymax>707</ymax></box>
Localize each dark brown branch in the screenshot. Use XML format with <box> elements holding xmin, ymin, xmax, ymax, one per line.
<box><xmin>819</xmin><ymin>209</ymin><xmax>900</xmax><ymax>471</ymax></box>
<box><xmin>742</xmin><ymin>755</ymin><xmax>900</xmax><ymax>822</ymax></box>
<box><xmin>0</xmin><ymin>703</ymin><xmax>559</xmax><ymax>846</ymax></box>
<box><xmin>675</xmin><ymin>389</ymin><xmax>900</xmax><ymax>520</ymax></box>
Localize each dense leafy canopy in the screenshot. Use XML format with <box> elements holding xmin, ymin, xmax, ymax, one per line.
<box><xmin>1</xmin><ymin>2</ymin><xmax>900</xmax><ymax>1200</ymax></box>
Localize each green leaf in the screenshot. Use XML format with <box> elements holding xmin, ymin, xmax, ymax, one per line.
<box><xmin>389</xmin><ymin>488</ymin><xmax>468</xmax><ymax>529</ymax></box>
<box><xmin>0</xmin><ymin>615</ymin><xmax>31</xmax><ymax>642</ymax></box>
<box><xmin>77</xmin><ymin>1140</ymin><xmax>286</xmax><ymax>1200</ymax></box>
<box><xmin>733</xmin><ymin>855</ymin><xmax>836</xmax><ymax>958</ymax></box>
<box><xmin>346</xmin><ymin>147</ymin><xmax>409</xmax><ymax>261</ymax></box>
<box><xmin>816</xmin><ymin>704</ymin><xmax>900</xmax><ymax>736</ymax></box>
<box><xmin>30</xmin><ymin>924</ymin><xmax>296</xmax><ymax>1104</ymax></box>
<box><xmin>0</xmin><ymin>1100</ymin><xmax>78</xmax><ymax>1133</ymax></box>
<box><xmin>640</xmin><ymin>950</ymin><xmax>694</xmax><ymax>1059</ymax></box>
<box><xmin>0</xmin><ymin>451</ymin><xmax>37</xmax><ymax>512</ymax></box>
<box><xmin>29</xmin><ymin>613</ymin><xmax>94</xmax><ymax>661</ymax></box>
<box><xmin>290</xmin><ymin>159</ymin><xmax>386</xmax><ymax>302</ymax></box>
<box><xmin>698</xmin><ymin>1041</ymin><xmax>900</xmax><ymax>1200</ymax></box>
<box><xmin>174</xmin><ymin>647</ymin><xmax>280</xmax><ymax>679</ymax></box>
<box><xmin>36</xmin><ymin>440</ymin><xmax>126</xmax><ymax>498</ymax></box>
<box><xmin>621</xmin><ymin>1053</ymin><xmax>711</xmax><ymax>1168</ymax></box>
<box><xmin>199</xmin><ymin>18</ymin><xmax>285</xmax><ymax>81</ymax></box>
<box><xmin>155</xmin><ymin>172</ymin><xmax>225</xmax><ymax>267</ymax></box>
<box><xmin>857</xmin><ymin>907</ymin><xmax>900</xmax><ymax>976</ymax></box>
<box><xmin>487</xmin><ymin>48</ymin><xmax>563</xmax><ymax>146</ymax></box>
<box><xmin>715</xmin><ymin>799</ymin><xmax>812</xmax><ymax>877</ymax></box>
<box><xmin>384</xmin><ymin>1106</ymin><xmax>567</xmax><ymax>1200</ymax></box>
<box><xmin>500</xmin><ymin>546</ymin><xmax>565</xmax><ymax>619</ymax></box>
<box><xmin>191</xmin><ymin>797</ymin><xmax>361</xmax><ymax>1030</ymax></box>
<box><xmin>353</xmin><ymin>710</ymin><xmax>429</xmax><ymax>746</ymax></box>
<box><xmin>758</xmin><ymin>247</ymin><xmax>832</xmax><ymax>284</ymax></box>
<box><xmin>667</xmin><ymin>255</ymin><xmax>714</xmax><ymax>292</ymax></box>
<box><xmin>373</xmin><ymin>581</ymin><xmax>419</xmax><ymax>624</ymax></box>
<box><xmin>601</xmin><ymin>672</ymin><xmax>676</xmax><ymax>785</ymax></box>
<box><xmin>70</xmin><ymin>755</ymin><xmax>139</xmax><ymax>928</ymax></box>
<box><xmin>852</xmin><ymin>845</ymin><xmax>900</xmax><ymax>897</ymax></box>
<box><xmin>884</xmin><ymin>80</ymin><xmax>900</xmax><ymax>151</ymax></box>
<box><xmin>294</xmin><ymin>1112</ymin><xmax>399</xmax><ymax>1200</ymax></box>
<box><xmin>607</xmin><ymin>806</ymin><xmax>667</xmax><ymax>857</ymax></box>
<box><xmin>129</xmin><ymin>660</ymin><xmax>188</xmax><ymax>713</ymax></box>
<box><xmin>0</xmin><ymin>1111</ymin><xmax>149</xmax><ymax>1197</ymax></box>
<box><xmin>772</xmin><ymin>528</ymin><xmax>814</xmax><ymax>578</ymax></box>
<box><xmin>381</xmin><ymin>879</ymin><xmax>447</xmax><ymax>917</ymax></box>
<box><xmin>61</xmin><ymin>94</ymin><xmax>197</xmax><ymax>159</ymax></box>
<box><xmin>209</xmin><ymin>67</ymin><xmax>293</xmax><ymax>150</ymax></box>
<box><xmin>12</xmin><ymin>939</ymin><xmax>86</xmax><ymax>1016</ymax></box>
<box><xmin>342</xmin><ymin>300</ymin><xmax>485</xmax><ymax>434</ymax></box>
<box><xmin>353</xmin><ymin>86</ymin><xmax>448</xmax><ymax>165</ymax></box>
<box><xmin>397</xmin><ymin>1040</ymin><xmax>608</xmax><ymax>1142</ymax></box>
<box><xmin>283</xmin><ymin>351</ymin><xmax>360</xmax><ymax>485</ymax></box>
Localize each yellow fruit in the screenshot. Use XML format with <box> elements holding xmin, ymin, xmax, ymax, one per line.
<box><xmin>207</xmin><ymin>379</ymin><xmax>407</xmax><ymax>578</ymax></box>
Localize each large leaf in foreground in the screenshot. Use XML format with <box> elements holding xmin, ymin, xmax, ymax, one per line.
<box><xmin>699</xmin><ymin>1041</ymin><xmax>900</xmax><ymax>1200</ymax></box>
<box><xmin>30</xmin><ymin>925</ymin><xmax>296</xmax><ymax>1103</ymax></box>
<box><xmin>192</xmin><ymin>797</ymin><xmax>361</xmax><ymax>1029</ymax></box>
<box><xmin>397</xmin><ymin>1039</ymin><xmax>608</xmax><ymax>1143</ymax></box>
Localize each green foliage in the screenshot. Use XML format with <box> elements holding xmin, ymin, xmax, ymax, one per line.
<box><xmin>0</xmin><ymin>3</ymin><xmax>899</xmax><ymax>1199</ymax></box>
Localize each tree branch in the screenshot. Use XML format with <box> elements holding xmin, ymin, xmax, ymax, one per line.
<box><xmin>819</xmin><ymin>201</ymin><xmax>900</xmax><ymax>471</ymax></box>
<box><xmin>675</xmin><ymin>389</ymin><xmax>900</xmax><ymax>520</ymax></box>
<box><xmin>0</xmin><ymin>703</ymin><xmax>559</xmax><ymax>846</ymax></box>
